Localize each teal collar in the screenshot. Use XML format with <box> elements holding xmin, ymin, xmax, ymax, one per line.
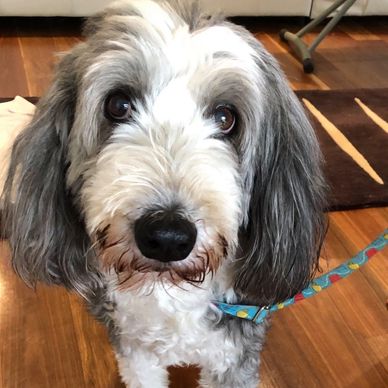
<box><xmin>214</xmin><ymin>229</ymin><xmax>388</xmax><ymax>324</ymax></box>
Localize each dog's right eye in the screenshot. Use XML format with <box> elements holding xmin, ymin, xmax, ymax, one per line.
<box><xmin>212</xmin><ymin>105</ymin><xmax>236</xmax><ymax>134</ymax></box>
<box><xmin>105</xmin><ymin>92</ymin><xmax>132</xmax><ymax>122</ymax></box>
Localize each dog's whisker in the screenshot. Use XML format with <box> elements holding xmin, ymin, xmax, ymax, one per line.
<box><xmin>95</xmin><ymin>224</ymin><xmax>111</xmax><ymax>247</ymax></box>
<box><xmin>104</xmin><ymin>236</ymin><xmax>126</xmax><ymax>250</ymax></box>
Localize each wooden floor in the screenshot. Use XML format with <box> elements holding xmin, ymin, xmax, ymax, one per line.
<box><xmin>1</xmin><ymin>16</ymin><xmax>388</xmax><ymax>388</ymax></box>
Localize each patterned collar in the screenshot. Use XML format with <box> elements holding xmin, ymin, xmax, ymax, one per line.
<box><xmin>214</xmin><ymin>229</ymin><xmax>388</xmax><ymax>324</ymax></box>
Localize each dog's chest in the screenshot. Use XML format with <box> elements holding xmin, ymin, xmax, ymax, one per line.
<box><xmin>108</xmin><ymin>282</ymin><xmax>238</xmax><ymax>367</ymax></box>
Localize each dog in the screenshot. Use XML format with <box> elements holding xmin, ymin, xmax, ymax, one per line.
<box><xmin>0</xmin><ymin>1</ymin><xmax>327</xmax><ymax>386</ymax></box>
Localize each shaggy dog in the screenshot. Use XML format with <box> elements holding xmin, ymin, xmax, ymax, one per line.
<box><xmin>1</xmin><ymin>1</ymin><xmax>326</xmax><ymax>386</ymax></box>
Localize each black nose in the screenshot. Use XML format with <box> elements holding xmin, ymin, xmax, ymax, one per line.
<box><xmin>134</xmin><ymin>211</ymin><xmax>197</xmax><ymax>262</ymax></box>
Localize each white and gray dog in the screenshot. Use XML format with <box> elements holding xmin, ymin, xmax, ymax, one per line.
<box><xmin>1</xmin><ymin>0</ymin><xmax>327</xmax><ymax>386</ymax></box>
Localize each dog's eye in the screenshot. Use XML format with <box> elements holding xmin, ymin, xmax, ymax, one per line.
<box><xmin>105</xmin><ymin>92</ymin><xmax>132</xmax><ymax>122</ymax></box>
<box><xmin>212</xmin><ymin>105</ymin><xmax>236</xmax><ymax>134</ymax></box>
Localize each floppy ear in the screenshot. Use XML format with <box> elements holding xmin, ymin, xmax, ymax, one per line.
<box><xmin>234</xmin><ymin>50</ymin><xmax>327</xmax><ymax>306</ymax></box>
<box><xmin>1</xmin><ymin>52</ymin><xmax>100</xmax><ymax>296</ymax></box>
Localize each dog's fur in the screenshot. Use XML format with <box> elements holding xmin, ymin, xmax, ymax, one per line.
<box><xmin>0</xmin><ymin>1</ymin><xmax>327</xmax><ymax>386</ymax></box>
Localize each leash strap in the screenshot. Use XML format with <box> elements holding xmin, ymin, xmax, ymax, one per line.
<box><xmin>214</xmin><ymin>229</ymin><xmax>388</xmax><ymax>324</ymax></box>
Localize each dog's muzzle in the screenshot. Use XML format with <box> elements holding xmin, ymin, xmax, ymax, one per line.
<box><xmin>134</xmin><ymin>210</ymin><xmax>197</xmax><ymax>262</ymax></box>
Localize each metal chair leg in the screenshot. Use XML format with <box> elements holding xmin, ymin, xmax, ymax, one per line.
<box><xmin>279</xmin><ymin>0</ymin><xmax>357</xmax><ymax>73</ymax></box>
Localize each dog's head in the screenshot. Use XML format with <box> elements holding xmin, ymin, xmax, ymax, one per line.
<box><xmin>1</xmin><ymin>0</ymin><xmax>326</xmax><ymax>303</ymax></box>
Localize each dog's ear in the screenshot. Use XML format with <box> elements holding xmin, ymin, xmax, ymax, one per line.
<box><xmin>1</xmin><ymin>52</ymin><xmax>100</xmax><ymax>296</ymax></box>
<box><xmin>234</xmin><ymin>47</ymin><xmax>327</xmax><ymax>306</ymax></box>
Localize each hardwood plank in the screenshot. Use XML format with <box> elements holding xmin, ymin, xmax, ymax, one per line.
<box><xmin>17</xmin><ymin>35</ymin><xmax>57</xmax><ymax>96</ymax></box>
<box><xmin>370</xmin><ymin>19</ymin><xmax>388</xmax><ymax>43</ymax></box>
<box><xmin>257</xmin><ymin>32</ymin><xmax>330</xmax><ymax>90</ymax></box>
<box><xmin>14</xmin><ymin>18</ymin><xmax>81</xmax><ymax>96</ymax></box>
<box><xmin>0</xmin><ymin>19</ymin><xmax>29</xmax><ymax>97</ymax></box>
<box><xmin>168</xmin><ymin>366</ymin><xmax>200</xmax><ymax>388</ymax></box>
<box><xmin>68</xmin><ymin>294</ymin><xmax>124</xmax><ymax>388</ymax></box>
<box><xmin>318</xmin><ymin>45</ymin><xmax>388</xmax><ymax>89</ymax></box>
<box><xmin>0</xmin><ymin>243</ymin><xmax>86</xmax><ymax>388</ymax></box>
<box><xmin>338</xmin><ymin>21</ymin><xmax>381</xmax><ymax>41</ymax></box>
<box><xmin>53</xmin><ymin>36</ymin><xmax>83</xmax><ymax>53</ymax></box>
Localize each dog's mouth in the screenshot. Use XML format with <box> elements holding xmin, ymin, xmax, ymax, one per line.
<box><xmin>94</xmin><ymin>214</ymin><xmax>228</xmax><ymax>290</ymax></box>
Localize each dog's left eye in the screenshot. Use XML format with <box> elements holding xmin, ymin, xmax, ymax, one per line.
<box><xmin>105</xmin><ymin>92</ymin><xmax>132</xmax><ymax>122</ymax></box>
<box><xmin>212</xmin><ymin>105</ymin><xmax>236</xmax><ymax>134</ymax></box>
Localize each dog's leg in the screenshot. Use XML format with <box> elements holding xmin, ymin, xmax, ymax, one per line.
<box><xmin>199</xmin><ymin>320</ymin><xmax>268</xmax><ymax>388</ymax></box>
<box><xmin>199</xmin><ymin>356</ymin><xmax>261</xmax><ymax>388</ymax></box>
<box><xmin>116</xmin><ymin>350</ymin><xmax>168</xmax><ymax>388</ymax></box>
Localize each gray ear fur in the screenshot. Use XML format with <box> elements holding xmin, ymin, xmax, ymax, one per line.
<box><xmin>234</xmin><ymin>46</ymin><xmax>327</xmax><ymax>306</ymax></box>
<box><xmin>1</xmin><ymin>53</ymin><xmax>100</xmax><ymax>296</ymax></box>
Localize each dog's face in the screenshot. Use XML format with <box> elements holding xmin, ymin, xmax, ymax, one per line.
<box><xmin>2</xmin><ymin>0</ymin><xmax>326</xmax><ymax>304</ymax></box>
<box><xmin>72</xmin><ymin>1</ymin><xmax>267</xmax><ymax>288</ymax></box>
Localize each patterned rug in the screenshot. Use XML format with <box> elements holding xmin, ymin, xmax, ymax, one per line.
<box><xmin>1</xmin><ymin>89</ymin><xmax>388</xmax><ymax>211</ymax></box>
<box><xmin>296</xmin><ymin>89</ymin><xmax>388</xmax><ymax>211</ymax></box>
